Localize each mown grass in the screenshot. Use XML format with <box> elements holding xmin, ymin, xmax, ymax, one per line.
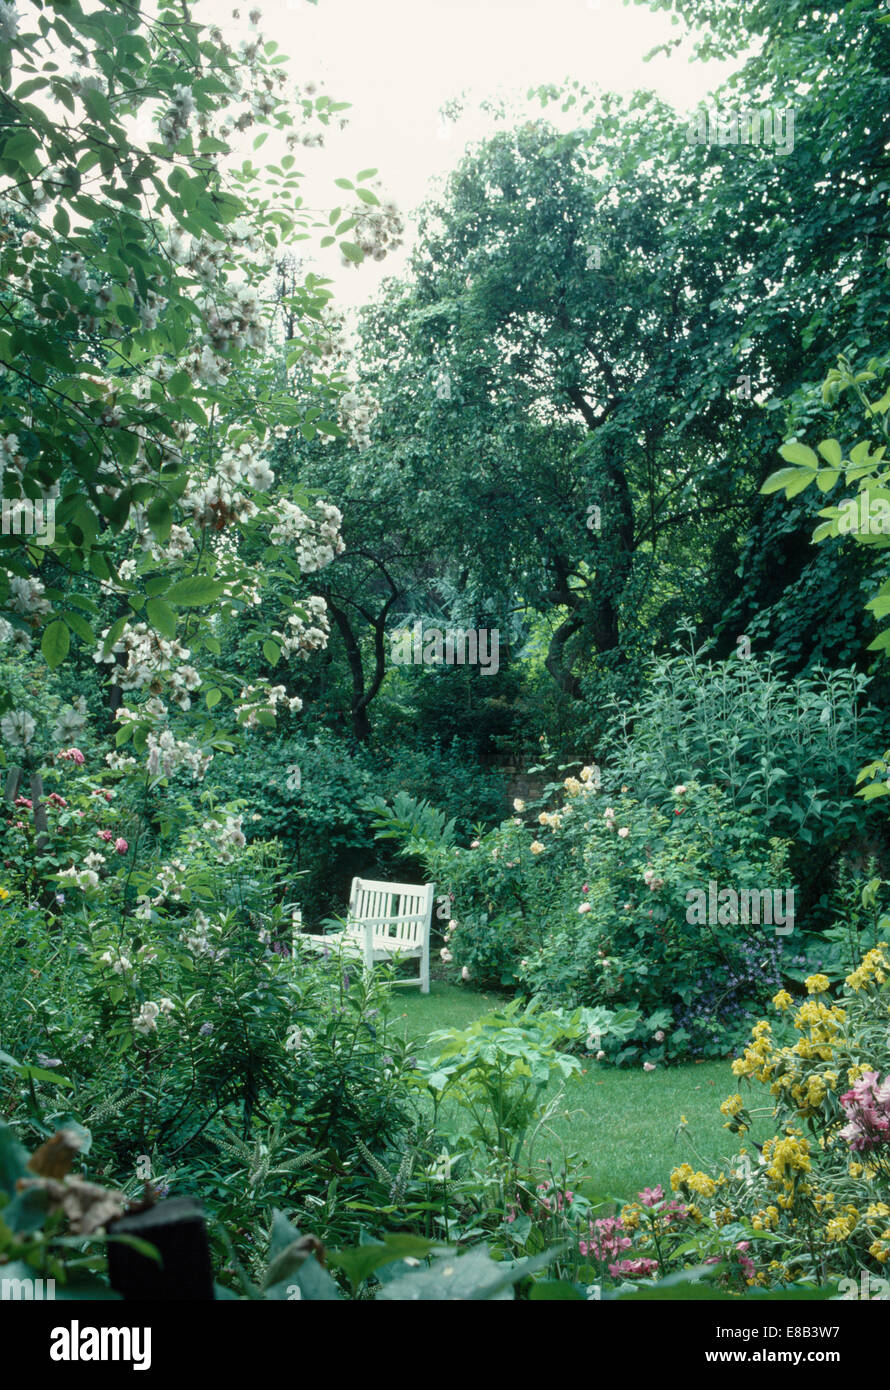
<box><xmin>387</xmin><ymin>983</ymin><xmax>770</xmax><ymax>1202</ymax></box>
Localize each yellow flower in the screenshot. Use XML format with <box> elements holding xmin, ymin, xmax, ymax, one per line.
<box><xmin>563</xmin><ymin>776</ymin><xmax>581</xmax><ymax>796</ymax></box>
<box><xmin>845</xmin><ymin>944</ymin><xmax>890</xmax><ymax>991</ymax></box>
<box><xmin>720</xmin><ymin>1093</ymin><xmax>744</xmax><ymax>1117</ymax></box>
<box><xmin>621</xmin><ymin>1204</ymin><xmax>642</xmax><ymax>1231</ymax></box>
<box><xmin>763</xmin><ymin>1134</ymin><xmax>811</xmax><ymax>1184</ymax></box>
<box><xmin>825</xmin><ymin>1207</ymin><xmax>859</xmax><ymax>1241</ymax></box>
<box><xmin>512</xmin><ymin>798</ymin><xmax>526</xmax><ymax>812</ymax></box>
<box><xmin>529</xmin><ymin>840</ymin><xmax>545</xmax><ymax>855</ymax></box>
<box><xmin>772</xmin><ymin>990</ymin><xmax>793</xmax><ymax>1011</ymax></box>
<box><xmin>670</xmin><ymin>1163</ymin><xmax>716</xmax><ymax>1198</ymax></box>
<box><xmin>804</xmin><ymin>974</ymin><xmax>830</xmax><ymax>995</ymax></box>
<box><xmin>670</xmin><ymin>1163</ymin><xmax>694</xmax><ymax>1192</ymax></box>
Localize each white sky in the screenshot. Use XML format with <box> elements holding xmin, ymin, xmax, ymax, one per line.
<box><xmin>198</xmin><ymin>0</ymin><xmax>741</xmax><ymax>306</ymax></box>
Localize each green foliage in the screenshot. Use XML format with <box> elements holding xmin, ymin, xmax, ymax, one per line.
<box><xmin>608</xmin><ymin>633</ymin><xmax>886</xmax><ymax>855</ymax></box>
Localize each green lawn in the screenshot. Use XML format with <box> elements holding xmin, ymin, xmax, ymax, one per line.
<box><xmin>388</xmin><ymin>983</ymin><xmax>768</xmax><ymax>1202</ymax></box>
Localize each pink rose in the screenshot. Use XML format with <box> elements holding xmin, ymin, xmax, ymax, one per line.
<box><xmin>115</xmin><ymin>838</ymin><xmax>128</xmax><ymax>854</ymax></box>
<box><xmin>98</xmin><ymin>829</ymin><xmax>113</xmax><ymax>842</ymax></box>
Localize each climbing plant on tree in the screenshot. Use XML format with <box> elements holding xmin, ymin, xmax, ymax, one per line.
<box><xmin>0</xmin><ymin>1</ymin><xmax>405</xmax><ymax>767</ymax></box>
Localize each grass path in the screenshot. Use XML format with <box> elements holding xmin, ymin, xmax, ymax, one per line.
<box><xmin>388</xmin><ymin>984</ymin><xmax>768</xmax><ymax>1201</ymax></box>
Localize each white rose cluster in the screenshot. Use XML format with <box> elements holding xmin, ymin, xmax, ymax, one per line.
<box><xmin>348</xmin><ymin>194</ymin><xmax>405</xmax><ymax>266</ymax></box>
<box><xmin>99</xmin><ymin>950</ymin><xmax>131</xmax><ymax>974</ymax></box>
<box><xmin>8</xmin><ymin>574</ymin><xmax>51</xmax><ymax>617</ymax></box>
<box><xmin>235</xmin><ymin>682</ymin><xmax>303</xmax><ymax>728</ymax></box>
<box><xmin>200</xmin><ymin>813</ymin><xmax>247</xmax><ymax>864</ymax></box>
<box><xmin>152</xmin><ymin>860</ymin><xmax>187</xmax><ymax>904</ymax></box>
<box><xmin>180</xmin><ymin>909</ymin><xmax>228</xmax><ymax>961</ymax></box>
<box><xmin>59</xmin><ymin>865</ymin><xmax>100</xmax><ymax>892</ymax></box>
<box><xmin>201</xmin><ymin>282</ymin><xmax>268</xmax><ymax>354</ymax></box>
<box><xmin>134</xmin><ymin>998</ymin><xmax>175</xmax><ymax>1036</ymax></box>
<box><xmin>337</xmin><ymin>386</ymin><xmax>378</xmax><ymax>451</ymax></box>
<box><xmin>158</xmin><ymin>83</ymin><xmax>197</xmax><ymax>151</ymax></box>
<box><xmin>269</xmin><ymin>498</ymin><xmax>344</xmax><ymax>571</ymax></box>
<box><xmin>93</xmin><ymin>624</ymin><xmax>199</xmax><ymax>707</ymax></box>
<box><xmin>146</xmin><ymin>728</ymin><xmax>213</xmax><ymax>781</ymax></box>
<box><xmin>272</xmin><ymin>596</ymin><xmax>330</xmax><ymax>660</ymax></box>
<box><xmin>112</xmin><ymin>700</ymin><xmax>212</xmax><ymax>781</ymax></box>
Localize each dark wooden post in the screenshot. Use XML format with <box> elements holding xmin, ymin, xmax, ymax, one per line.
<box><xmin>107</xmin><ymin>1197</ymin><xmax>215</xmax><ymax>1301</ymax></box>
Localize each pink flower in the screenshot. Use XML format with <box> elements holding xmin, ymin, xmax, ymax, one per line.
<box><xmin>537</xmin><ymin>1181</ymin><xmax>574</xmax><ymax>1213</ymax></box>
<box><xmin>839</xmin><ymin>1073</ymin><xmax>890</xmax><ymax>1152</ymax></box>
<box><xmin>470</xmin><ymin>839</ymin><xmax>480</xmax><ymax>849</ymax></box>
<box><xmin>608</xmin><ymin>1257</ymin><xmax>658</xmax><ymax>1279</ymax></box>
<box><xmin>617</xmin><ymin>827</ymin><xmax>629</xmax><ymax>838</ymax></box>
<box><xmin>580</xmin><ymin>1216</ymin><xmax>633</xmax><ymax>1262</ymax></box>
<box><xmin>59</xmin><ymin>748</ymin><xmax>85</xmax><ymax>765</ymax></box>
<box><xmin>115</xmin><ymin>838</ymin><xmax>128</xmax><ymax>854</ymax></box>
<box><xmin>98</xmin><ymin>829</ymin><xmax>113</xmax><ymax>842</ymax></box>
<box><xmin>47</xmin><ymin>793</ymin><xmax>67</xmax><ymax>807</ymax></box>
<box><xmin>639</xmin><ymin>1186</ymin><xmax>664</xmax><ymax>1208</ymax></box>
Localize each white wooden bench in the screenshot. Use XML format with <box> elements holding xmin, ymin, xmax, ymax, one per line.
<box><xmin>294</xmin><ymin>877</ymin><xmax>435</xmax><ymax>993</ymax></box>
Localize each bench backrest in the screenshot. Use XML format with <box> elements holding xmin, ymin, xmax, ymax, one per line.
<box><xmin>347</xmin><ymin>877</ymin><xmax>434</xmax><ymax>946</ymax></box>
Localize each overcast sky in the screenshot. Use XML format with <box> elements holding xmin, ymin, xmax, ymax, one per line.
<box><xmin>198</xmin><ymin>0</ymin><xmax>740</xmax><ymax>305</ymax></box>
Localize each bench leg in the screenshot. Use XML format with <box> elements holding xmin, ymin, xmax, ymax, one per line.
<box><xmin>420</xmin><ymin>936</ymin><xmax>430</xmax><ymax>994</ymax></box>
